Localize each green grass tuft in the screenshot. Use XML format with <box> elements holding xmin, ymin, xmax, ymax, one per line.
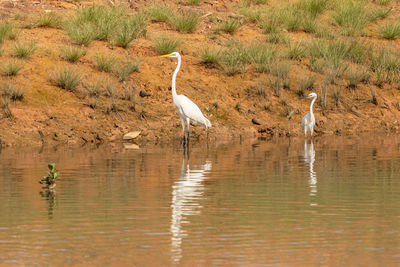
<box><xmin>146</xmin><ymin>4</ymin><xmax>173</xmax><ymax>22</ymax></box>
<box><xmin>220</xmin><ymin>18</ymin><xmax>241</xmax><ymax>34</ymax></box>
<box><xmin>13</xmin><ymin>42</ymin><xmax>36</xmax><ymax>58</ymax></box>
<box><xmin>3</xmin><ymin>60</ymin><xmax>23</xmax><ymax>76</ymax></box>
<box><xmin>37</xmin><ymin>12</ymin><xmax>62</xmax><ymax>28</ymax></box>
<box><xmin>170</xmin><ymin>10</ymin><xmax>200</xmax><ymax>33</ymax></box>
<box><xmin>95</xmin><ymin>53</ymin><xmax>116</xmax><ymax>72</ymax></box>
<box><xmin>50</xmin><ymin>67</ymin><xmax>81</xmax><ymax>91</ymax></box>
<box><xmin>60</xmin><ymin>46</ymin><xmax>87</xmax><ymax>63</ymax></box>
<box><xmin>153</xmin><ymin>35</ymin><xmax>182</xmax><ymax>54</ymax></box>
<box><xmin>199</xmin><ymin>47</ymin><xmax>222</xmax><ymax>65</ymax></box>
<box><xmin>379</xmin><ymin>23</ymin><xmax>400</xmax><ymax>40</ymax></box>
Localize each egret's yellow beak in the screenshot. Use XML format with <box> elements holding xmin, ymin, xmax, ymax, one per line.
<box><xmin>160</xmin><ymin>53</ymin><xmax>173</xmax><ymax>58</ymax></box>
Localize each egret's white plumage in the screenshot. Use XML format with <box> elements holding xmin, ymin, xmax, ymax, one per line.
<box><xmin>161</xmin><ymin>52</ymin><xmax>211</xmax><ymax>142</ymax></box>
<box><xmin>301</xmin><ymin>92</ymin><xmax>317</xmax><ymax>138</ymax></box>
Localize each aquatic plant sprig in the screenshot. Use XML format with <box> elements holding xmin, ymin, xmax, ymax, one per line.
<box><xmin>39</xmin><ymin>163</ymin><xmax>59</xmax><ymax>190</ymax></box>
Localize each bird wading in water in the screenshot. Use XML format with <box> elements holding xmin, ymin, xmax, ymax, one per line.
<box><xmin>301</xmin><ymin>92</ymin><xmax>317</xmax><ymax>138</ymax></box>
<box><xmin>160</xmin><ymin>52</ymin><xmax>211</xmax><ymax>145</ymax></box>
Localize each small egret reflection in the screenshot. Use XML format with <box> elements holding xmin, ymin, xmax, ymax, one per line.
<box><xmin>302</xmin><ymin>140</ymin><xmax>317</xmax><ymax>205</ymax></box>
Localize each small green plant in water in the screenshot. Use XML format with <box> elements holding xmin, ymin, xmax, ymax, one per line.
<box><xmin>39</xmin><ymin>163</ymin><xmax>59</xmax><ymax>190</ymax></box>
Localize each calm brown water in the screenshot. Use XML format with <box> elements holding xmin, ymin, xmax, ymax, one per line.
<box><xmin>1</xmin><ymin>136</ymin><xmax>400</xmax><ymax>266</ymax></box>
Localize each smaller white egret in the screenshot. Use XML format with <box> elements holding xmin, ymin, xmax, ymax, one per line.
<box><xmin>301</xmin><ymin>92</ymin><xmax>317</xmax><ymax>138</ymax></box>
<box><xmin>160</xmin><ymin>52</ymin><xmax>211</xmax><ymax>144</ymax></box>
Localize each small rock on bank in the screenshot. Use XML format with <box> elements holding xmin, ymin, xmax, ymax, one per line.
<box><xmin>123</xmin><ymin>131</ymin><xmax>141</xmax><ymax>140</ymax></box>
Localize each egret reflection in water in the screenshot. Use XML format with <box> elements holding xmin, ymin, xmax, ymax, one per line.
<box><xmin>302</xmin><ymin>140</ymin><xmax>317</xmax><ymax>201</ymax></box>
<box><xmin>170</xmin><ymin>153</ymin><xmax>211</xmax><ymax>264</ymax></box>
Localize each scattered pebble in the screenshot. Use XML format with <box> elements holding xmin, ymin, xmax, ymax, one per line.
<box><xmin>139</xmin><ymin>90</ymin><xmax>151</xmax><ymax>97</ymax></box>
<box><xmin>252</xmin><ymin>118</ymin><xmax>261</xmax><ymax>125</ymax></box>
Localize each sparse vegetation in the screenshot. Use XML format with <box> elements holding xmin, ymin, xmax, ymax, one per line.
<box><xmin>37</xmin><ymin>12</ymin><xmax>62</xmax><ymax>28</ymax></box>
<box><xmin>187</xmin><ymin>0</ymin><xmax>201</xmax><ymax>5</ymax></box>
<box><xmin>200</xmin><ymin>47</ymin><xmax>222</xmax><ymax>65</ymax></box>
<box><xmin>114</xmin><ymin>13</ymin><xmax>147</xmax><ymax>48</ymax></box>
<box><xmin>13</xmin><ymin>42</ymin><xmax>36</xmax><ymax>58</ymax></box>
<box><xmin>1</xmin><ymin>82</ymin><xmax>24</xmax><ymax>101</ymax></box>
<box><xmin>345</xmin><ymin>67</ymin><xmax>370</xmax><ymax>89</ymax></box>
<box><xmin>64</xmin><ymin>5</ymin><xmax>147</xmax><ymax>46</ymax></box>
<box><xmin>60</xmin><ymin>46</ymin><xmax>87</xmax><ymax>63</ymax></box>
<box><xmin>116</xmin><ymin>60</ymin><xmax>140</xmax><ymax>82</ymax></box>
<box><xmin>333</xmin><ymin>0</ymin><xmax>370</xmax><ymax>35</ymax></box>
<box><xmin>297</xmin><ymin>76</ymin><xmax>315</xmax><ymax>96</ymax></box>
<box><xmin>50</xmin><ymin>67</ymin><xmax>81</xmax><ymax>91</ymax></box>
<box><xmin>3</xmin><ymin>60</ymin><xmax>23</xmax><ymax>76</ymax></box>
<box><xmin>221</xmin><ymin>49</ymin><xmax>246</xmax><ymax>76</ymax></box>
<box><xmin>379</xmin><ymin>22</ymin><xmax>400</xmax><ymax>39</ymax></box>
<box><xmin>146</xmin><ymin>4</ymin><xmax>173</xmax><ymax>22</ymax></box>
<box><xmin>170</xmin><ymin>10</ymin><xmax>199</xmax><ymax>33</ymax></box>
<box><xmin>220</xmin><ymin>18</ymin><xmax>241</xmax><ymax>34</ymax></box>
<box><xmin>95</xmin><ymin>53</ymin><xmax>116</xmax><ymax>72</ymax></box>
<box><xmin>153</xmin><ymin>35</ymin><xmax>182</xmax><ymax>54</ymax></box>
<box><xmin>0</xmin><ymin>21</ymin><xmax>18</xmax><ymax>43</ymax></box>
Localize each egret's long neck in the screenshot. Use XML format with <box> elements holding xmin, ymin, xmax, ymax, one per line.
<box><xmin>171</xmin><ymin>55</ymin><xmax>181</xmax><ymax>100</ymax></box>
<box><xmin>310</xmin><ymin>96</ymin><xmax>317</xmax><ymax>115</ymax></box>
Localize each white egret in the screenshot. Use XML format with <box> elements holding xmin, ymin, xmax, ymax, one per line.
<box><xmin>301</xmin><ymin>92</ymin><xmax>317</xmax><ymax>138</ymax></box>
<box><xmin>160</xmin><ymin>52</ymin><xmax>211</xmax><ymax>144</ymax></box>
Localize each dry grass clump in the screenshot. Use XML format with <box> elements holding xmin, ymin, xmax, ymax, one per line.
<box><xmin>371</xmin><ymin>48</ymin><xmax>400</xmax><ymax>85</ymax></box>
<box><xmin>220</xmin><ymin>18</ymin><xmax>241</xmax><ymax>34</ymax></box>
<box><xmin>37</xmin><ymin>12</ymin><xmax>62</xmax><ymax>28</ymax></box>
<box><xmin>60</xmin><ymin>46</ymin><xmax>87</xmax><ymax>63</ymax></box>
<box><xmin>2</xmin><ymin>60</ymin><xmax>23</xmax><ymax>76</ymax></box>
<box><xmin>153</xmin><ymin>35</ymin><xmax>182</xmax><ymax>54</ymax></box>
<box><xmin>115</xmin><ymin>13</ymin><xmax>147</xmax><ymax>48</ymax></box>
<box><xmin>199</xmin><ymin>47</ymin><xmax>222</xmax><ymax>65</ymax></box>
<box><xmin>332</xmin><ymin>0</ymin><xmax>371</xmax><ymax>35</ymax></box>
<box><xmin>379</xmin><ymin>22</ymin><xmax>400</xmax><ymax>39</ymax></box>
<box><xmin>247</xmin><ymin>42</ymin><xmax>276</xmax><ymax>73</ymax></box>
<box><xmin>64</xmin><ymin>5</ymin><xmax>147</xmax><ymax>47</ymax></box>
<box><xmin>95</xmin><ymin>53</ymin><xmax>116</xmax><ymax>72</ymax></box>
<box><xmin>0</xmin><ymin>21</ymin><xmax>18</xmax><ymax>43</ymax></box>
<box><xmin>169</xmin><ymin>10</ymin><xmax>200</xmax><ymax>33</ymax></box>
<box><xmin>13</xmin><ymin>42</ymin><xmax>36</xmax><ymax>58</ymax></box>
<box><xmin>345</xmin><ymin>67</ymin><xmax>370</xmax><ymax>89</ymax></box>
<box><xmin>1</xmin><ymin>82</ymin><xmax>24</xmax><ymax>101</ymax></box>
<box><xmin>297</xmin><ymin>76</ymin><xmax>316</xmax><ymax>96</ymax></box>
<box><xmin>116</xmin><ymin>60</ymin><xmax>140</xmax><ymax>82</ymax></box>
<box><xmin>50</xmin><ymin>67</ymin><xmax>82</xmax><ymax>91</ymax></box>
<box><xmin>146</xmin><ymin>4</ymin><xmax>173</xmax><ymax>22</ymax></box>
